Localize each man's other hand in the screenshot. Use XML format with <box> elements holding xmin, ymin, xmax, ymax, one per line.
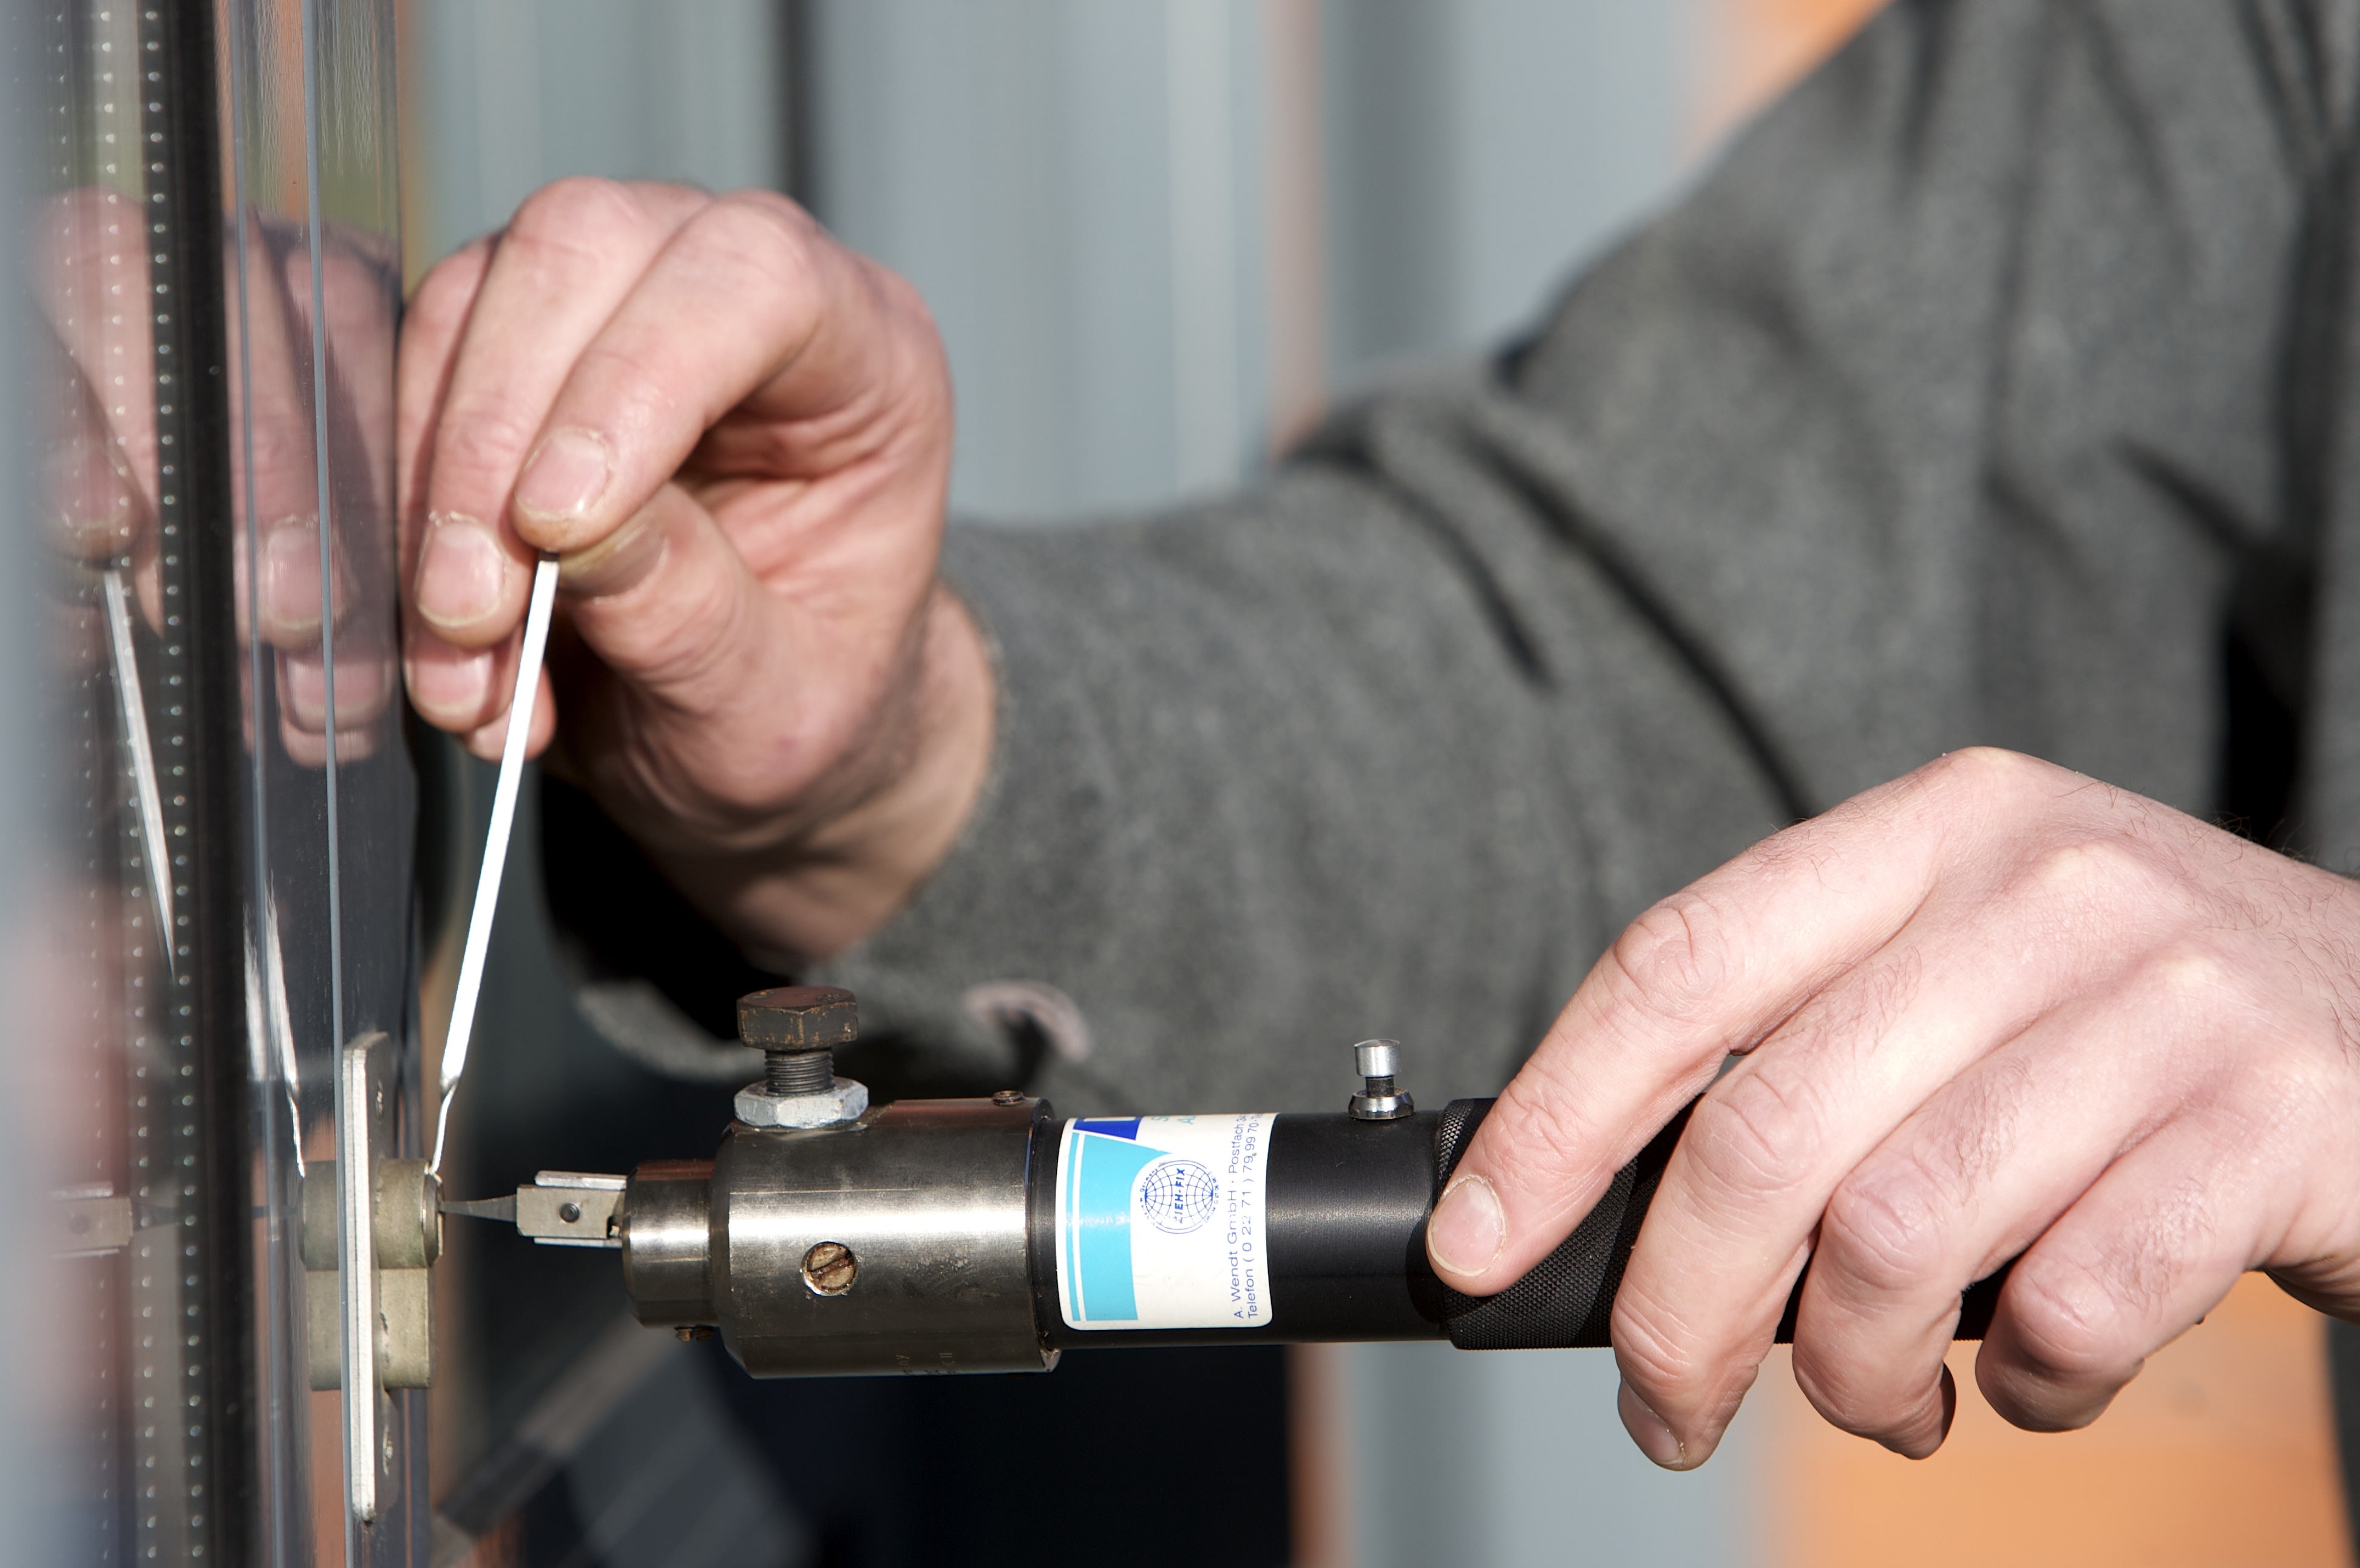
<box><xmin>1427</xmin><ymin>748</ymin><xmax>2360</xmax><ymax>1467</ymax></box>
<box><xmin>399</xmin><ymin>180</ymin><xmax>990</xmax><ymax>960</ymax></box>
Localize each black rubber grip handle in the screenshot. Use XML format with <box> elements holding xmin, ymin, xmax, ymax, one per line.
<box><xmin>1433</xmin><ymin>1098</ymin><xmax>2010</xmax><ymax>1350</ymax></box>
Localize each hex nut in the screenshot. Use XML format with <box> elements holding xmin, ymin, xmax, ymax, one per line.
<box><xmin>734</xmin><ymin>1076</ymin><xmax>870</xmax><ymax>1129</ymax></box>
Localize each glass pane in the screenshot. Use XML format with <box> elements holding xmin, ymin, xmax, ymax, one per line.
<box><xmin>19</xmin><ymin>0</ymin><xmax>416</xmax><ymax>1560</ymax></box>
<box><xmin>219</xmin><ymin>0</ymin><xmax>415</xmax><ymax>1553</ymax></box>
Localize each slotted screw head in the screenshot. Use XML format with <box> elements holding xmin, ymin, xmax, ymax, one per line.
<box><xmin>802</xmin><ymin>1241</ymin><xmax>859</xmax><ymax>1296</ymax></box>
<box><xmin>738</xmin><ymin>985</ymin><xmax>860</xmax><ymax>1050</ymax></box>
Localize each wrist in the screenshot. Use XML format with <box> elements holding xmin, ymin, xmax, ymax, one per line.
<box><xmin>686</xmin><ymin>583</ymin><xmax>996</xmax><ymax>962</ymax></box>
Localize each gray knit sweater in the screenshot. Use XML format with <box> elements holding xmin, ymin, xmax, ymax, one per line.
<box><xmin>565</xmin><ymin>1</ymin><xmax>2360</xmax><ymax>1121</ymax></box>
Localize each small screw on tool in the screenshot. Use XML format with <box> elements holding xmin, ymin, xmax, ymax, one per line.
<box><xmin>991</xmin><ymin>1089</ymin><xmax>1026</xmax><ymax>1107</ymax></box>
<box><xmin>1348</xmin><ymin>1039</ymin><xmax>1414</xmax><ymax>1121</ymax></box>
<box><xmin>676</xmin><ymin>1325</ymin><xmax>715</xmax><ymax>1342</ymax></box>
<box><xmin>802</xmin><ymin>1241</ymin><xmax>860</xmax><ymax>1296</ymax></box>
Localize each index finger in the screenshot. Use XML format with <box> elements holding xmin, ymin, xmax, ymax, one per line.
<box><xmin>500</xmin><ymin>188</ymin><xmax>916</xmax><ymax>555</ymax></box>
<box><xmin>1423</xmin><ymin>759</ymin><xmax>1985</xmax><ymax>1296</ymax></box>
<box><xmin>406</xmin><ymin>178</ymin><xmax>711</xmax><ymax>651</ymax></box>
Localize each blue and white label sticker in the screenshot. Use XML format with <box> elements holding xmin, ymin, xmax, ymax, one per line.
<box><xmin>1056</xmin><ymin>1113</ymin><xmax>1274</xmax><ymax>1330</ymax></box>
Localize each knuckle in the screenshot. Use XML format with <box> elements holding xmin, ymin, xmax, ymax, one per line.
<box><xmin>431</xmin><ymin>405</ymin><xmax>543</xmax><ymax>495</ymax></box>
<box><xmin>1685</xmin><ymin>1069</ymin><xmax>1820</xmax><ymax>1200</ymax></box>
<box><xmin>2230</xmin><ymin>1039</ymin><xmax>2343</xmax><ymax>1130</ymax></box>
<box><xmin>1999</xmin><ymin>1255</ymin><xmax>2129</xmax><ymax>1385</ymax></box>
<box><xmin>1919</xmin><ymin>745</ymin><xmax>2058</xmax><ymax>809</ymax></box>
<box><xmin>1482</xmin><ymin>1069</ymin><xmax>1603</xmax><ymax>1192</ymax></box>
<box><xmin>569</xmin><ymin>331</ymin><xmax>673</xmax><ymax>404</ymax></box>
<box><xmin>1820</xmin><ymin>1161</ymin><xmax>1951</xmax><ymax>1295</ymax></box>
<box><xmin>689</xmin><ymin>194</ymin><xmax>828</xmax><ymax>294</ymax></box>
<box><xmin>2018</xmin><ymin>837</ymin><xmax>2169</xmax><ymax>919</ymax></box>
<box><xmin>408</xmin><ymin>245</ymin><xmax>487</xmax><ymax>332</ymax></box>
<box><xmin>2133</xmin><ymin>936</ymin><xmax>2242</xmax><ymax>1016</ymax></box>
<box><xmin>508</xmin><ymin>175</ymin><xmax>646</xmax><ymax>254</ymax></box>
<box><xmin>714</xmin><ymin>186</ymin><xmax>818</xmax><ymax>236</ymax></box>
<box><xmin>1785</xmin><ymin>1346</ymin><xmax>1888</xmax><ymax>1436</ymax></box>
<box><xmin>1604</xmin><ymin>892</ymin><xmax>1737</xmax><ymax>1028</ymax></box>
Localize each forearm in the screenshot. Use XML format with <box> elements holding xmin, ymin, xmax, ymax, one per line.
<box><xmin>812</xmin><ymin>461</ymin><xmax>1789</xmax><ymax>1113</ymax></box>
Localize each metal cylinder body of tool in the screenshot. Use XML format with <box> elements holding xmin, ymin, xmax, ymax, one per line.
<box><xmin>616</xmin><ymin>1096</ymin><xmax>2007</xmax><ymax>1378</ymax></box>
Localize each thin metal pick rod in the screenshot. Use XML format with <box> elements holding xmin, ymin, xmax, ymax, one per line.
<box><xmin>431</xmin><ymin>553</ymin><xmax>560</xmax><ymax>1176</ymax></box>
<box><xmin>102</xmin><ymin>566</ymin><xmax>176</xmax><ymax>978</ymax></box>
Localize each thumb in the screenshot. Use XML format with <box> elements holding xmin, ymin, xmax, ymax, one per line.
<box><xmin>545</xmin><ymin>481</ymin><xmax>851</xmax><ymax>834</ymax></box>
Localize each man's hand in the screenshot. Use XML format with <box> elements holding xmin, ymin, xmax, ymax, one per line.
<box><xmin>399</xmin><ymin>179</ymin><xmax>991</xmax><ymax>960</ymax></box>
<box><xmin>1425</xmin><ymin>747</ymin><xmax>2360</xmax><ymax>1467</ymax></box>
<box><xmin>41</xmin><ymin>189</ymin><xmax>400</xmax><ymax>766</ymax></box>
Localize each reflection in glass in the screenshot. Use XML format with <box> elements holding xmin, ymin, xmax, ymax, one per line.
<box><xmin>27</xmin><ymin>0</ymin><xmax>415</xmax><ymax>1560</ymax></box>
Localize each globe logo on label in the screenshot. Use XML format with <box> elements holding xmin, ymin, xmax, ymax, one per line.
<box><xmin>1139</xmin><ymin>1158</ymin><xmax>1221</xmax><ymax>1234</ymax></box>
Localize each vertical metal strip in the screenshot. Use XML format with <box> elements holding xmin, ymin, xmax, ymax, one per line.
<box><xmin>217</xmin><ymin>0</ymin><xmax>314</xmax><ymax>1552</ymax></box>
<box><xmin>335</xmin><ymin>1041</ymin><xmax>377</xmax><ymax>1523</ymax></box>
<box><xmin>293</xmin><ymin>0</ymin><xmax>369</xmax><ymax>1527</ymax></box>
<box><xmin>140</xmin><ymin>0</ymin><xmax>249</xmax><ymax>1556</ymax></box>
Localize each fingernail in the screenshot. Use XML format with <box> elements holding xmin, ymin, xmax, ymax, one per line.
<box><xmin>47</xmin><ymin>438</ymin><xmax>135</xmax><ymax>555</ymax></box>
<box><xmin>261</xmin><ymin>516</ymin><xmax>323</xmax><ymax>636</ymax></box>
<box><xmin>1618</xmin><ymin>1379</ymin><xmax>1687</xmax><ymax>1469</ymax></box>
<box><xmin>404</xmin><ymin>645</ymin><xmax>493</xmax><ymax>726</ymax></box>
<box><xmin>557</xmin><ymin>503</ymin><xmax>667</xmax><ymax>596</ymax></box>
<box><xmin>1427</xmin><ymin>1175</ymin><xmax>1505</xmax><ymax>1279</ymax></box>
<box><xmin>514</xmin><ymin>427</ymin><xmax>612</xmax><ymax>524</ymax></box>
<box><xmin>414</xmin><ymin>512</ymin><xmax>509</xmax><ymax>631</ymax></box>
<box><xmin>465</xmin><ymin>714</ymin><xmax>509</xmax><ymax>761</ymax></box>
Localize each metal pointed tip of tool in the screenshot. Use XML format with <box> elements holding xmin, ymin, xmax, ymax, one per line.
<box><xmin>438</xmin><ymin>1194</ymin><xmax>519</xmax><ymax>1224</ymax></box>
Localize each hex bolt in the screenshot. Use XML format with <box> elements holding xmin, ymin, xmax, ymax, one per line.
<box><xmin>1349</xmin><ymin>1039</ymin><xmax>1414</xmax><ymax>1122</ymax></box>
<box><xmin>739</xmin><ymin>985</ymin><xmax>860</xmax><ymax>1095</ymax></box>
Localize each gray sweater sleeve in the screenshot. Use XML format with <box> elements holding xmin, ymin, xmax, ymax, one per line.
<box><xmin>795</xmin><ymin>1</ymin><xmax>2360</xmax><ymax>1112</ymax></box>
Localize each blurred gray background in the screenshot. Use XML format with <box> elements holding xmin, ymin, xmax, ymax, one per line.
<box><xmin>403</xmin><ymin>2</ymin><xmax>1758</xmax><ymax>1563</ymax></box>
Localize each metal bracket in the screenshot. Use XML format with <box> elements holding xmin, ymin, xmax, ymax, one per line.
<box><xmin>440</xmin><ymin>1171</ymin><xmax>625</xmax><ymax>1249</ymax></box>
<box><xmin>300</xmin><ymin>1155</ymin><xmax>438</xmax><ymax>1393</ymax></box>
<box><xmin>53</xmin><ymin>1184</ymin><xmax>135</xmax><ymax>1258</ymax></box>
<box><xmin>299</xmin><ymin>1032</ymin><xmax>433</xmax><ymax>1522</ymax></box>
<box><xmin>516</xmin><ymin>1172</ymin><xmax>625</xmax><ymax>1248</ymax></box>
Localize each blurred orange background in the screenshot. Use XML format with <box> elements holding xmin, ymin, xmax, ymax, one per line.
<box><xmin>1760</xmin><ymin>1277</ymin><xmax>2350</xmax><ymax>1568</ymax></box>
